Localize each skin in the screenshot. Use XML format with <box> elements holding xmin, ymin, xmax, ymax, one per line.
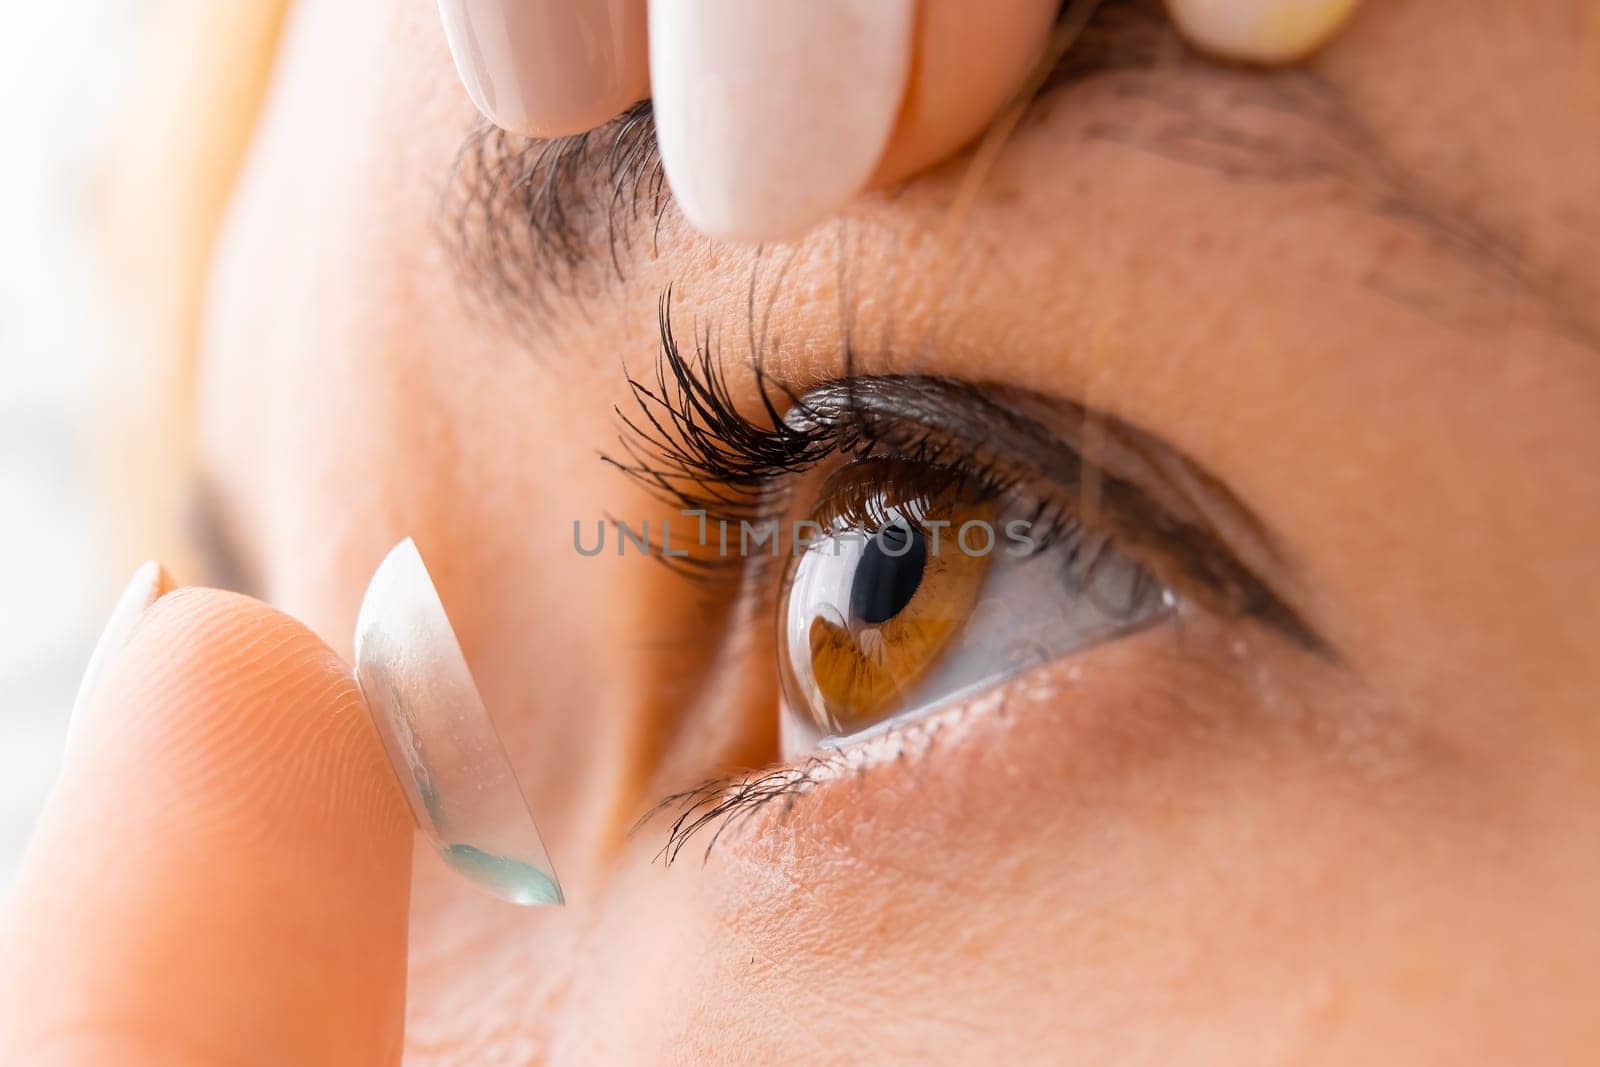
<box><xmin>5</xmin><ymin>0</ymin><xmax>1599</xmax><ymax>1063</ymax></box>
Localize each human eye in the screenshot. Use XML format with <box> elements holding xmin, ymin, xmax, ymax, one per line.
<box><xmin>777</xmin><ymin>453</ymin><xmax>1170</xmax><ymax>754</ymax></box>
<box><xmin>609</xmin><ymin>295</ymin><xmax>1325</xmax><ymax>806</ymax></box>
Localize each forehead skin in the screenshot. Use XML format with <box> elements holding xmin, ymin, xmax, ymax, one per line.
<box><xmin>199</xmin><ymin>1</ymin><xmax>1600</xmax><ymax>1063</ymax></box>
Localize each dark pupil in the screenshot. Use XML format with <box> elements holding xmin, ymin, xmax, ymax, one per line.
<box><xmin>849</xmin><ymin>521</ymin><xmax>928</xmax><ymax>625</ymax></box>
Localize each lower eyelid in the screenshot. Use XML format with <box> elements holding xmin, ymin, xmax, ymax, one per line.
<box><xmin>651</xmin><ymin>617</ymin><xmax>1205</xmax><ymax>866</ymax></box>
<box><xmin>665</xmin><ymin>597</ymin><xmax>1399</xmax><ymax>892</ymax></box>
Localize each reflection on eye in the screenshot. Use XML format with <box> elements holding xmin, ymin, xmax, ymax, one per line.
<box><xmin>782</xmin><ymin>460</ymin><xmax>996</xmax><ymax>731</ymax></box>
<box><xmin>778</xmin><ymin>459</ymin><xmax>1173</xmax><ymax>753</ymax></box>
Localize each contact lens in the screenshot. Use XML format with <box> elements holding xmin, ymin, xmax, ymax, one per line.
<box><xmin>354</xmin><ymin>539</ymin><xmax>563</xmax><ymax>907</ymax></box>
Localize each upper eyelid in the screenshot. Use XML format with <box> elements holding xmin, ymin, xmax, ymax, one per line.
<box><xmin>604</xmin><ymin>295</ymin><xmax>1329</xmax><ymax>655</ymax></box>
<box><xmin>789</xmin><ymin>378</ymin><xmax>1328</xmax><ymax>654</ymax></box>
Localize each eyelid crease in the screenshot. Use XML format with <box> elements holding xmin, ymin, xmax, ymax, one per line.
<box><xmin>789</xmin><ymin>377</ymin><xmax>1327</xmax><ymax>654</ymax></box>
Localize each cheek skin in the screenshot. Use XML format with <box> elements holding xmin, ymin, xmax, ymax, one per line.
<box><xmin>549</xmin><ymin>620</ymin><xmax>1599</xmax><ymax>1064</ymax></box>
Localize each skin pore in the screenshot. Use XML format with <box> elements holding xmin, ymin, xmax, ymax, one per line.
<box><xmin>194</xmin><ymin>0</ymin><xmax>1599</xmax><ymax>1062</ymax></box>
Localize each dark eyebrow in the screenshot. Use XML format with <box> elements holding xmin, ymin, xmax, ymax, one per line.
<box><xmin>443</xmin><ymin>0</ymin><xmax>1597</xmax><ymax>350</ymax></box>
<box><xmin>446</xmin><ymin>97</ymin><xmax>665</xmax><ymax>324</ymax></box>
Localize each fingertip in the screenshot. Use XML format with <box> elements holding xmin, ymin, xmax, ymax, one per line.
<box><xmin>1166</xmin><ymin>0</ymin><xmax>1362</xmax><ymax>65</ymax></box>
<box><xmin>870</xmin><ymin>0</ymin><xmax>1061</xmax><ymax>188</ymax></box>
<box><xmin>650</xmin><ymin>0</ymin><xmax>916</xmax><ymax>241</ymax></box>
<box><xmin>75</xmin><ymin>588</ymin><xmax>400</xmax><ymax>824</ymax></box>
<box><xmin>3</xmin><ymin>588</ymin><xmax>413</xmax><ymax>1066</ymax></box>
<box><xmin>439</xmin><ymin>0</ymin><xmax>649</xmax><ymax>138</ymax></box>
<box><xmin>651</xmin><ymin>0</ymin><xmax>1060</xmax><ymax>242</ymax></box>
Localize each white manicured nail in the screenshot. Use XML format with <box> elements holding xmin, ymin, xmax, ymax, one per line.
<box><xmin>1166</xmin><ymin>0</ymin><xmax>1361</xmax><ymax>64</ymax></box>
<box><xmin>67</xmin><ymin>561</ymin><xmax>169</xmax><ymax>736</ymax></box>
<box><xmin>437</xmin><ymin>0</ymin><xmax>649</xmax><ymax>137</ymax></box>
<box><xmin>650</xmin><ymin>0</ymin><xmax>916</xmax><ymax>241</ymax></box>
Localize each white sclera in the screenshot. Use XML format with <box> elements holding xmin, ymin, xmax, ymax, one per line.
<box><xmin>354</xmin><ymin>538</ymin><xmax>564</xmax><ymax>907</ymax></box>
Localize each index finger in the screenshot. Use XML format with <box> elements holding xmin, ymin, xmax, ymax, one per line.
<box><xmin>0</xmin><ymin>577</ymin><xmax>413</xmax><ymax>1066</ymax></box>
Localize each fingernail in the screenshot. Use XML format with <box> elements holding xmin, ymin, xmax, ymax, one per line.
<box><xmin>437</xmin><ymin>0</ymin><xmax>649</xmax><ymax>137</ymax></box>
<box><xmin>355</xmin><ymin>538</ymin><xmax>564</xmax><ymax>907</ymax></box>
<box><xmin>1166</xmin><ymin>0</ymin><xmax>1360</xmax><ymax>64</ymax></box>
<box><xmin>650</xmin><ymin>0</ymin><xmax>916</xmax><ymax>241</ymax></box>
<box><xmin>68</xmin><ymin>561</ymin><xmax>171</xmax><ymax>731</ymax></box>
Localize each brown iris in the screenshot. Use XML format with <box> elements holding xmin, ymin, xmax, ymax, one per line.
<box><xmin>780</xmin><ymin>460</ymin><xmax>996</xmax><ymax>735</ymax></box>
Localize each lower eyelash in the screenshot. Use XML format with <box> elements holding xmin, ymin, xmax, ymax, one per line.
<box><xmin>641</xmin><ymin>762</ymin><xmax>826</xmax><ymax>867</ymax></box>
<box><xmin>639</xmin><ymin>666</ymin><xmax>1011</xmax><ymax>865</ymax></box>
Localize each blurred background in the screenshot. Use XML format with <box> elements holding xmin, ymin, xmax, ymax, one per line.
<box><xmin>0</xmin><ymin>2</ymin><xmax>140</xmax><ymax>892</ymax></box>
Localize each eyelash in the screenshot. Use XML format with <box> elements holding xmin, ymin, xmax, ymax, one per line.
<box><xmin>601</xmin><ymin>288</ymin><xmax>833</xmax><ymax>528</ymax></box>
<box><xmin>648</xmin><ymin>741</ymin><xmax>969</xmax><ymax>868</ymax></box>
<box><xmin>646</xmin><ymin>760</ymin><xmax>827</xmax><ymax>868</ymax></box>
<box><xmin>602</xmin><ymin>290</ymin><xmax>1076</xmax><ymax>571</ymax></box>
